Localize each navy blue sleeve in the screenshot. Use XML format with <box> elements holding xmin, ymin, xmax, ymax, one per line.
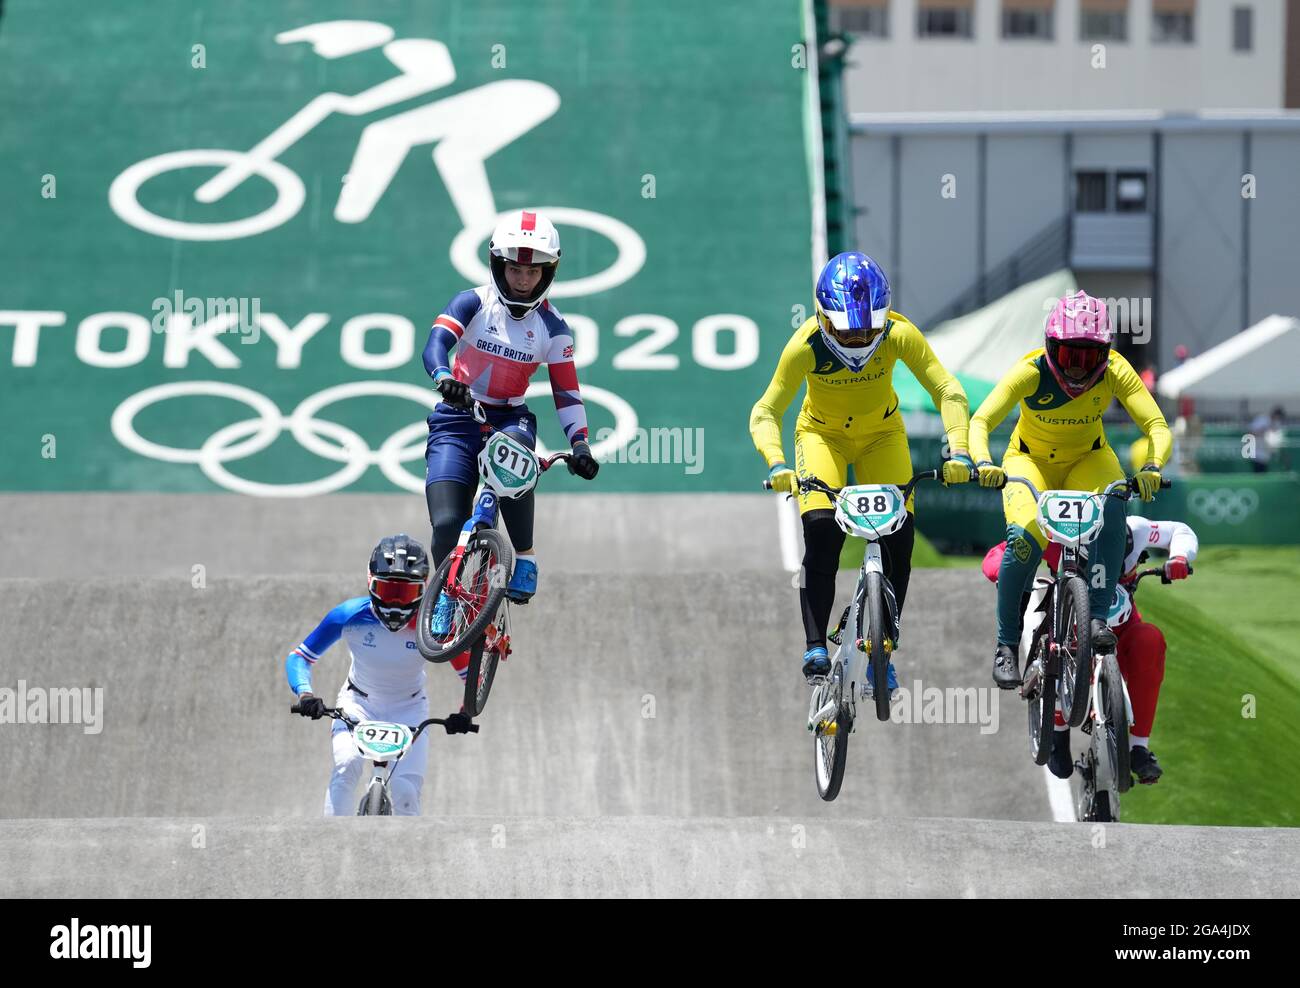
<box><xmin>423</xmin><ymin>290</ymin><xmax>482</xmax><ymax>381</ymax></box>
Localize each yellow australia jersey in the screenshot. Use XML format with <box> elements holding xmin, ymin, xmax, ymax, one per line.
<box><xmin>749</xmin><ymin>313</ymin><xmax>969</xmax><ymax>467</ymax></box>
<box><xmin>970</xmin><ymin>348</ymin><xmax>1172</xmax><ymax>466</ymax></box>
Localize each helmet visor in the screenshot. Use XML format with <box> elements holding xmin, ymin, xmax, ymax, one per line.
<box><xmin>370</xmin><ymin>578</ymin><xmax>423</xmax><ymax>606</ymax></box>
<box><xmin>1050</xmin><ymin>340</ymin><xmax>1108</xmax><ymax>377</ymax></box>
<box><xmin>817</xmin><ymin>308</ymin><xmax>883</xmax><ymax>349</ymax></box>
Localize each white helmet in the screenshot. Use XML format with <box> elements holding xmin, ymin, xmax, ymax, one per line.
<box><xmin>488</xmin><ymin>209</ymin><xmax>562</xmax><ymax>319</ymax></box>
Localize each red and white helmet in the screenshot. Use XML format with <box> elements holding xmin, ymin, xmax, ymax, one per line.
<box><xmin>1044</xmin><ymin>290</ymin><xmax>1112</xmax><ymax>398</ymax></box>
<box><xmin>488</xmin><ymin>209</ymin><xmax>561</xmax><ymax>319</ymax></box>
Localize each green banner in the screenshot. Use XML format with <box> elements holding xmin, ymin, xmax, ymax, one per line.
<box><xmin>0</xmin><ymin>0</ymin><xmax>811</xmax><ymax>495</ymax></box>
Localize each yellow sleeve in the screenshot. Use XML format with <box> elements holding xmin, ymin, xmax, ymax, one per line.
<box><xmin>970</xmin><ymin>360</ymin><xmax>1039</xmax><ymax>464</ymax></box>
<box><xmin>749</xmin><ymin>322</ymin><xmax>815</xmax><ymax>467</ymax></box>
<box><xmin>1110</xmin><ymin>355</ymin><xmax>1172</xmax><ymax>468</ymax></box>
<box><xmin>893</xmin><ymin>321</ymin><xmax>970</xmax><ymax>452</ymax></box>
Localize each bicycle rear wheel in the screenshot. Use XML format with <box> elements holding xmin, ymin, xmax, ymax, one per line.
<box><xmin>463</xmin><ymin>640</ymin><xmax>496</xmax><ymax>717</ymax></box>
<box><xmin>1056</xmin><ymin>575</ymin><xmax>1092</xmax><ymax>728</ymax></box>
<box><xmin>813</xmin><ymin>668</ymin><xmax>852</xmax><ymax>801</ymax></box>
<box><xmin>1074</xmin><ymin>750</ymin><xmax>1113</xmax><ymax>822</ymax></box>
<box><xmin>1100</xmin><ymin>655</ymin><xmax>1132</xmax><ymax>795</ymax></box>
<box><xmin>1026</xmin><ymin>639</ymin><xmax>1056</xmax><ymax>766</ymax></box>
<box><xmin>865</xmin><ymin>571</ymin><xmax>892</xmax><ymax>722</ymax></box>
<box><xmin>417</xmin><ymin>527</ymin><xmax>514</xmax><ymax>662</ymax></box>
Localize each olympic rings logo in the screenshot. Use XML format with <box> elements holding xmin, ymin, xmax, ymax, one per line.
<box><xmin>1187</xmin><ymin>488</ymin><xmax>1259</xmax><ymax>526</ymax></box>
<box><xmin>111</xmin><ymin>380</ymin><xmax>638</xmax><ymax>497</ymax></box>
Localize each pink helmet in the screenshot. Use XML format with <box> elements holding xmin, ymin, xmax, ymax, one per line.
<box><xmin>1044</xmin><ymin>291</ymin><xmax>1111</xmax><ymax>397</ymax></box>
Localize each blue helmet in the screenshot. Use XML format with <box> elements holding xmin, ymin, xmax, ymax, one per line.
<box><xmin>814</xmin><ymin>252</ymin><xmax>892</xmax><ymax>371</ymax></box>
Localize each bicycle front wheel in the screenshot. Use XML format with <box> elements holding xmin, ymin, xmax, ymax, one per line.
<box><xmin>417</xmin><ymin>527</ymin><xmax>514</xmax><ymax>662</ymax></box>
<box><xmin>358</xmin><ymin>779</ymin><xmax>387</xmax><ymax>816</ymax></box>
<box><xmin>1056</xmin><ymin>576</ymin><xmax>1092</xmax><ymax>728</ymax></box>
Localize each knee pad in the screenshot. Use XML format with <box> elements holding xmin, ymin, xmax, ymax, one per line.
<box><xmin>801</xmin><ymin>510</ymin><xmax>844</xmax><ymax>574</ymax></box>
<box><xmin>1004</xmin><ymin>524</ymin><xmax>1044</xmax><ymax>565</ymax></box>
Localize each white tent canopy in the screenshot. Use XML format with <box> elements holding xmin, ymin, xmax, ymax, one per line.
<box><xmin>1157</xmin><ymin>315</ymin><xmax>1300</xmax><ymax>404</ymax></box>
<box><xmin>925</xmin><ymin>268</ymin><xmax>1077</xmax><ymax>378</ymax></box>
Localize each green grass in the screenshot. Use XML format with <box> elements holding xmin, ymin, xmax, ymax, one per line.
<box><xmin>1111</xmin><ymin>546</ymin><xmax>1300</xmax><ymax>827</ymax></box>
<box><xmin>840</xmin><ymin>537</ymin><xmax>1300</xmax><ymax>826</ymax></box>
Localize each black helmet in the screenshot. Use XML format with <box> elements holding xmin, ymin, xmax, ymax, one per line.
<box><xmin>367</xmin><ymin>534</ymin><xmax>429</xmax><ymax>631</ymax></box>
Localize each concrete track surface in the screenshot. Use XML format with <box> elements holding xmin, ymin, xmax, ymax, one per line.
<box><xmin>1</xmin><ymin>494</ymin><xmax>1296</xmax><ymax>897</ymax></box>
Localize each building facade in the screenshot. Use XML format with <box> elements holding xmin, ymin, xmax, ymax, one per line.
<box><xmin>848</xmin><ymin>111</ymin><xmax>1300</xmax><ymax>369</ymax></box>
<box><xmin>834</xmin><ymin>0</ymin><xmax>1296</xmax><ymax>112</ymax></box>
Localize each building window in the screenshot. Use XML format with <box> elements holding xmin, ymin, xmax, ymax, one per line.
<box><xmin>1079</xmin><ymin>11</ymin><xmax>1127</xmax><ymax>42</ymax></box>
<box><xmin>918</xmin><ymin>5</ymin><xmax>974</xmax><ymax>38</ymax></box>
<box><xmin>1151</xmin><ymin>2</ymin><xmax>1195</xmax><ymax>44</ymax></box>
<box><xmin>836</xmin><ymin>5</ymin><xmax>890</xmax><ymax>38</ymax></box>
<box><xmin>1233</xmin><ymin>6</ymin><xmax>1253</xmax><ymax>51</ymax></box>
<box><xmin>1075</xmin><ymin>171</ymin><xmax>1110</xmax><ymax>212</ymax></box>
<box><xmin>1003</xmin><ymin>5</ymin><xmax>1054</xmax><ymax>40</ymax></box>
<box><xmin>1115</xmin><ymin>172</ymin><xmax>1150</xmax><ymax>212</ymax></box>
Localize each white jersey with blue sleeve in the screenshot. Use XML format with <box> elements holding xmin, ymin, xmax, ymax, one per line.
<box><xmin>1123</xmin><ymin>517</ymin><xmax>1199</xmax><ymax>575</ymax></box>
<box><xmin>286</xmin><ymin>598</ymin><xmax>427</xmax><ymax>701</ymax></box>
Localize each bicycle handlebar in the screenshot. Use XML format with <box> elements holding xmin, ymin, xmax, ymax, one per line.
<box><xmin>449</xmin><ymin>397</ymin><xmax>574</xmax><ymax>474</ymax></box>
<box><xmin>762</xmin><ymin>469</ymin><xmax>940</xmax><ymax>504</ymax></box>
<box><xmin>1133</xmin><ymin>564</ymin><xmax>1194</xmax><ymax>586</ymax></box>
<box><xmin>289</xmin><ymin>702</ymin><xmax>480</xmax><ymax>735</ymax></box>
<box><xmin>998</xmin><ymin>474</ymin><xmax>1172</xmax><ymax>500</ymax></box>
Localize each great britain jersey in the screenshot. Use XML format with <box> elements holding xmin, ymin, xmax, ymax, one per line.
<box><xmin>422</xmin><ymin>286</ymin><xmax>588</xmax><ymax>445</ymax></box>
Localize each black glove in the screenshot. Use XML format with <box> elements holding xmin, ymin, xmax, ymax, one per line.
<box><xmin>295</xmin><ymin>693</ymin><xmax>326</xmax><ymax>719</ymax></box>
<box><xmin>443</xmin><ymin>711</ymin><xmax>474</xmax><ymax>734</ymax></box>
<box><xmin>568</xmin><ymin>440</ymin><xmax>599</xmax><ymax>480</ymax></box>
<box><xmin>436</xmin><ymin>376</ymin><xmax>471</xmax><ymax>409</ymax></box>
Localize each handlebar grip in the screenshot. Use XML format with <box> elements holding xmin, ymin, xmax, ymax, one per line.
<box><xmin>289</xmin><ymin>702</ymin><xmax>301</xmax><ymax>714</ymax></box>
<box><xmin>762</xmin><ymin>479</ymin><xmax>773</xmax><ymax>490</ymax></box>
<box><xmin>1160</xmin><ymin>479</ymin><xmax>1172</xmax><ymax>489</ymax></box>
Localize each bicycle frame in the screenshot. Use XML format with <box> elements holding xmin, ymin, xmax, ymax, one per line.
<box><xmin>440</xmin><ymin>400</ymin><xmax>571</xmax><ymax>595</ymax></box>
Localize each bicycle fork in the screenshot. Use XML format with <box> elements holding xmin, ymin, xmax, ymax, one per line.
<box><xmin>443</xmin><ymin>490</ymin><xmax>500</xmax><ymax>591</ymax></box>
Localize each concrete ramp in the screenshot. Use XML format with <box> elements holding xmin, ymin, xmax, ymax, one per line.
<box><xmin>4</xmin><ymin>817</ymin><xmax>1295</xmax><ymax>898</ymax></box>
<box><xmin>5</xmin><ymin>562</ymin><xmax>1297</xmax><ymax>897</ymax></box>
<box><xmin>4</xmin><ymin>570</ymin><xmax>1039</xmax><ymax>821</ymax></box>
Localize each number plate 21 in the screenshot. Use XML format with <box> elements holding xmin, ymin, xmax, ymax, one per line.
<box><xmin>1038</xmin><ymin>491</ymin><xmax>1103</xmax><ymax>544</ymax></box>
